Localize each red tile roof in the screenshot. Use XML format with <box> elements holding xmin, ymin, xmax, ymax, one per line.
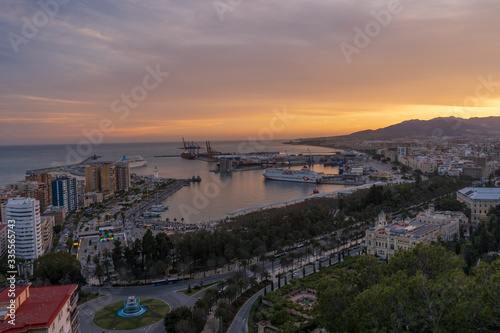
<box><xmin>0</xmin><ymin>285</ymin><xmax>29</xmax><ymax>303</ymax></box>
<box><xmin>0</xmin><ymin>284</ymin><xmax>78</xmax><ymax>333</ymax></box>
<box><xmin>0</xmin><ymin>224</ymin><xmax>7</xmax><ymax>232</ymax></box>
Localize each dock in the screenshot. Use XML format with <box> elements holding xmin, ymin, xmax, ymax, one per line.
<box><xmin>154</xmin><ymin>155</ymin><xmax>180</xmax><ymax>158</ymax></box>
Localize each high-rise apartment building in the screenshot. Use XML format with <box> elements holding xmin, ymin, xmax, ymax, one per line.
<box><xmin>115</xmin><ymin>162</ymin><xmax>130</xmax><ymax>191</ymax></box>
<box><xmin>6</xmin><ymin>181</ymin><xmax>49</xmax><ymax>213</ymax></box>
<box><xmin>40</xmin><ymin>215</ymin><xmax>55</xmax><ymax>253</ymax></box>
<box><xmin>6</xmin><ymin>197</ymin><xmax>43</xmax><ymax>260</ymax></box>
<box><xmin>52</xmin><ymin>176</ymin><xmax>78</xmax><ymax>212</ymax></box>
<box><xmin>26</xmin><ymin>173</ymin><xmax>53</xmax><ymax>206</ymax></box>
<box><xmin>0</xmin><ymin>190</ymin><xmax>18</xmax><ymax>224</ymax></box>
<box><xmin>85</xmin><ymin>163</ymin><xmax>116</xmax><ymax>195</ymax></box>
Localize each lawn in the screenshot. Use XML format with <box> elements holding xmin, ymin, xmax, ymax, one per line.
<box><xmin>93</xmin><ymin>298</ymin><xmax>169</xmax><ymax>330</ymax></box>
<box><xmin>176</xmin><ymin>281</ymin><xmax>218</xmax><ymax>297</ymax></box>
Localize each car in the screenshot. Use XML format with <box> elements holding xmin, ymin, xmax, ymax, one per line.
<box><xmin>292</xmin><ymin>273</ymin><xmax>299</xmax><ymax>277</ymax></box>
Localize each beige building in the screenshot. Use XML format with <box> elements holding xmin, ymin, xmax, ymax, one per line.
<box><xmin>414</xmin><ymin>203</ymin><xmax>465</xmax><ymax>240</ymax></box>
<box><xmin>26</xmin><ymin>173</ymin><xmax>53</xmax><ymax>206</ymax></box>
<box><xmin>365</xmin><ymin>207</ymin><xmax>462</xmax><ymax>259</ymax></box>
<box><xmin>0</xmin><ymin>284</ymin><xmax>79</xmax><ymax>333</ymax></box>
<box><xmin>85</xmin><ymin>164</ymin><xmax>116</xmax><ymax>195</ymax></box>
<box><xmin>6</xmin><ymin>181</ymin><xmax>50</xmax><ymax>213</ymax></box>
<box><xmin>0</xmin><ymin>190</ymin><xmax>18</xmax><ymax>224</ymax></box>
<box><xmin>457</xmin><ymin>187</ymin><xmax>500</xmax><ymax>224</ymax></box>
<box><xmin>115</xmin><ymin>162</ymin><xmax>131</xmax><ymax>191</ymax></box>
<box><xmin>41</xmin><ymin>215</ymin><xmax>55</xmax><ymax>253</ymax></box>
<box><xmin>43</xmin><ymin>206</ymin><xmax>67</xmax><ymax>225</ymax></box>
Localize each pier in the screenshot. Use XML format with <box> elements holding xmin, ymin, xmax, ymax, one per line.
<box><xmin>26</xmin><ymin>155</ymin><xmax>97</xmax><ymax>175</ymax></box>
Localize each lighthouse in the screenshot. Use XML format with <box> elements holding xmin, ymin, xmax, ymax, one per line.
<box><xmin>154</xmin><ymin>166</ymin><xmax>159</xmax><ymax>180</ymax></box>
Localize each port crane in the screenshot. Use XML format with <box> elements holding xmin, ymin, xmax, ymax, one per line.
<box><xmin>178</xmin><ymin>138</ymin><xmax>203</xmax><ymax>159</ymax></box>
<box><xmin>205</xmin><ymin>141</ymin><xmax>222</xmax><ymax>159</ymax></box>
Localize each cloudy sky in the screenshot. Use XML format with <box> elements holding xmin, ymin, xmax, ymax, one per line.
<box><xmin>1</xmin><ymin>0</ymin><xmax>500</xmax><ymax>145</ymax></box>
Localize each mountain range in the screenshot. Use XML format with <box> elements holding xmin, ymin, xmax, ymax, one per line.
<box><xmin>315</xmin><ymin>116</ymin><xmax>500</xmax><ymax>141</ymax></box>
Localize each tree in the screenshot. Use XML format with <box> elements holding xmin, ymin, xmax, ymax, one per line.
<box><xmin>33</xmin><ymin>252</ymin><xmax>86</xmax><ymax>285</ymax></box>
<box><xmin>214</xmin><ymin>302</ymin><xmax>230</xmax><ymax>332</ymax></box>
<box><xmin>164</xmin><ymin>306</ymin><xmax>195</xmax><ymax>333</ymax></box>
<box><xmin>94</xmin><ymin>263</ymin><xmax>105</xmax><ymax>285</ymax></box>
<box><xmin>102</xmin><ymin>258</ymin><xmax>112</xmax><ymax>275</ymax></box>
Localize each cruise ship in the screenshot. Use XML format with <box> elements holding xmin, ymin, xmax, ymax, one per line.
<box><xmin>263</xmin><ymin>166</ymin><xmax>322</xmax><ymax>183</ymax></box>
<box><xmin>119</xmin><ymin>155</ymin><xmax>147</xmax><ymax>168</ymax></box>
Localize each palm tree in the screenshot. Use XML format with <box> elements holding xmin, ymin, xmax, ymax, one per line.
<box><xmin>102</xmin><ymin>258</ymin><xmax>112</xmax><ymax>275</ymax></box>
<box><xmin>215</xmin><ymin>302</ymin><xmax>229</xmax><ymax>332</ymax></box>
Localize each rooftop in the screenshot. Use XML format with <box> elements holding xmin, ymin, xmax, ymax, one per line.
<box><xmin>0</xmin><ymin>284</ymin><xmax>78</xmax><ymax>333</ymax></box>
<box><xmin>458</xmin><ymin>187</ymin><xmax>500</xmax><ymax>201</ymax></box>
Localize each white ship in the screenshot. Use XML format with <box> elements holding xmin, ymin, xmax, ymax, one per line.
<box><xmin>143</xmin><ymin>211</ymin><xmax>161</xmax><ymax>218</ymax></box>
<box><xmin>119</xmin><ymin>155</ymin><xmax>147</xmax><ymax>168</ymax></box>
<box><xmin>263</xmin><ymin>166</ymin><xmax>322</xmax><ymax>183</ymax></box>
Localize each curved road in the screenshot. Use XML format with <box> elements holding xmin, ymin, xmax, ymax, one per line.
<box><xmin>79</xmin><ymin>247</ymin><xmax>362</xmax><ymax>333</ymax></box>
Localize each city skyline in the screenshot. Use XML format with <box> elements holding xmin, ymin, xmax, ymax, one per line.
<box><xmin>2</xmin><ymin>0</ymin><xmax>500</xmax><ymax>145</ymax></box>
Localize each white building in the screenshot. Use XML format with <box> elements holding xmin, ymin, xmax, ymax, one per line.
<box><xmin>6</xmin><ymin>197</ymin><xmax>43</xmax><ymax>260</ymax></box>
<box><xmin>457</xmin><ymin>187</ymin><xmax>500</xmax><ymax>224</ymax></box>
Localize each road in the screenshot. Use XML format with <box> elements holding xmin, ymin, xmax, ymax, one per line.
<box><xmin>78</xmin><ymin>242</ymin><xmax>363</xmax><ymax>333</ymax></box>
<box><xmin>227</xmin><ymin>247</ymin><xmax>362</xmax><ymax>333</ymax></box>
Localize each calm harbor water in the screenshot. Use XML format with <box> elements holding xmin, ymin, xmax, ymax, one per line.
<box><xmin>0</xmin><ymin>141</ymin><xmax>345</xmax><ymax>223</ymax></box>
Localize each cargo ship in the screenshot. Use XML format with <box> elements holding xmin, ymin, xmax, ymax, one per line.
<box><xmin>181</xmin><ymin>151</ymin><xmax>196</xmax><ymax>160</ymax></box>
<box><xmin>263</xmin><ymin>166</ymin><xmax>322</xmax><ymax>183</ymax></box>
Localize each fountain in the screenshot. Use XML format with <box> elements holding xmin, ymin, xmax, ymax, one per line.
<box><xmin>117</xmin><ymin>296</ymin><xmax>147</xmax><ymax>317</ymax></box>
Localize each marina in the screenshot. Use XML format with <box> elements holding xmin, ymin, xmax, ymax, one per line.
<box><xmin>1</xmin><ymin>140</ymin><xmax>394</xmax><ymax>224</ymax></box>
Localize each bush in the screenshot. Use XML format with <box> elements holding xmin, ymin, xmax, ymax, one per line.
<box><xmin>194</xmin><ymin>285</ymin><xmax>201</xmax><ymax>290</ymax></box>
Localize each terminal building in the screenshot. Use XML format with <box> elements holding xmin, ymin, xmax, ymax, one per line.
<box><xmin>457</xmin><ymin>187</ymin><xmax>500</xmax><ymax>224</ymax></box>
<box><xmin>365</xmin><ymin>206</ymin><xmax>463</xmax><ymax>260</ymax></box>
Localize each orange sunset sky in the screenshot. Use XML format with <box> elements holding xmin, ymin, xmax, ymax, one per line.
<box><xmin>1</xmin><ymin>0</ymin><xmax>500</xmax><ymax>145</ymax></box>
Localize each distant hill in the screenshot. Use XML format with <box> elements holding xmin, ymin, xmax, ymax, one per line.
<box><xmin>321</xmin><ymin>116</ymin><xmax>500</xmax><ymax>141</ymax></box>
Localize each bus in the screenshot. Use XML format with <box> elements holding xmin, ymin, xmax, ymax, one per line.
<box><xmin>152</xmin><ymin>280</ymin><xmax>167</xmax><ymax>286</ymax></box>
<box><xmin>167</xmin><ymin>277</ymin><xmax>180</xmax><ymax>284</ymax></box>
<box><xmin>275</xmin><ymin>252</ymin><xmax>286</xmax><ymax>260</ymax></box>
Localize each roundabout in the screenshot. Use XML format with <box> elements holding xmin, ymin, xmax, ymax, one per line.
<box><xmin>93</xmin><ymin>298</ymin><xmax>169</xmax><ymax>330</ymax></box>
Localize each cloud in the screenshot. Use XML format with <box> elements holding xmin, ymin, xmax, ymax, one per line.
<box><xmin>1</xmin><ymin>0</ymin><xmax>500</xmax><ymax>144</ymax></box>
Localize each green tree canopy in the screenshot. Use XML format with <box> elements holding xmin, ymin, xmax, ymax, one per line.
<box><xmin>33</xmin><ymin>252</ymin><xmax>86</xmax><ymax>285</ymax></box>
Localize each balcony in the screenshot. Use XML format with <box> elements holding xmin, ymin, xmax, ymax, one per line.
<box><xmin>71</xmin><ymin>318</ymin><xmax>80</xmax><ymax>333</ymax></box>
<box><xmin>70</xmin><ymin>293</ymin><xmax>79</xmax><ymax>311</ymax></box>
<box><xmin>70</xmin><ymin>308</ymin><xmax>79</xmax><ymax>324</ymax></box>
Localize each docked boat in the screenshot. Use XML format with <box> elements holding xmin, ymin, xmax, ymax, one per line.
<box><xmin>149</xmin><ymin>204</ymin><xmax>168</xmax><ymax>212</ymax></box>
<box><xmin>119</xmin><ymin>155</ymin><xmax>147</xmax><ymax>168</ymax></box>
<box><xmin>263</xmin><ymin>166</ymin><xmax>322</xmax><ymax>183</ymax></box>
<box><xmin>143</xmin><ymin>211</ymin><xmax>161</xmax><ymax>218</ymax></box>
